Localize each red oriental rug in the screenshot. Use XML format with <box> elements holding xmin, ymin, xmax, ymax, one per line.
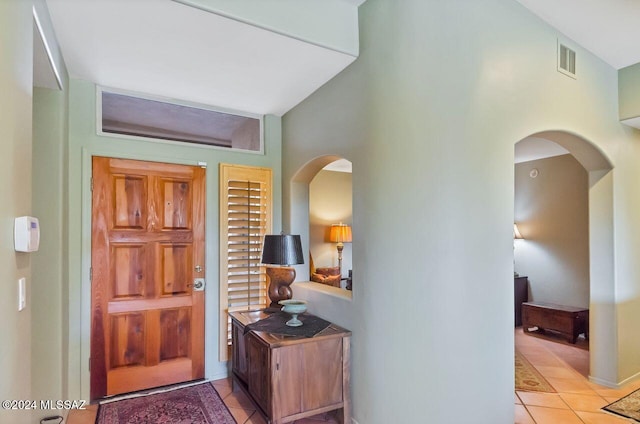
<box><xmin>96</xmin><ymin>381</ymin><xmax>236</xmax><ymax>424</ymax></box>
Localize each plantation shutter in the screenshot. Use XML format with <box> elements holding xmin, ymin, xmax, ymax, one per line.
<box><xmin>219</xmin><ymin>164</ymin><xmax>272</xmax><ymax>361</ymax></box>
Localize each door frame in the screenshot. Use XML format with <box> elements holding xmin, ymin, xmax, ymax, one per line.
<box><xmin>78</xmin><ymin>148</ymin><xmax>208</xmax><ymax>401</ymax></box>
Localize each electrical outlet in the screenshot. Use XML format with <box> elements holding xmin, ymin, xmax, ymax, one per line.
<box><xmin>18</xmin><ymin>278</ymin><xmax>26</xmax><ymax>311</ymax></box>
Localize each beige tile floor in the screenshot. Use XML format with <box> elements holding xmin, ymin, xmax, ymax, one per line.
<box><xmin>68</xmin><ymin>329</ymin><xmax>639</xmax><ymax>424</ymax></box>
<box><xmin>515</xmin><ymin>328</ymin><xmax>640</xmax><ymax>424</ymax></box>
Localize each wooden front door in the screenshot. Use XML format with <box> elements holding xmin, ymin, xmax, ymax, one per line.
<box><xmin>90</xmin><ymin>157</ymin><xmax>206</xmax><ymax>400</ymax></box>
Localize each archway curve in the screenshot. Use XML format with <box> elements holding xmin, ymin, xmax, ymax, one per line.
<box><xmin>529</xmin><ymin>130</ymin><xmax>612</xmax><ymax>171</ymax></box>
<box><xmin>288</xmin><ymin>154</ymin><xmax>352</xmax><ymax>281</ymax></box>
<box><xmin>291</xmin><ymin>154</ymin><xmax>347</xmax><ymax>184</ymax></box>
<box><xmin>515</xmin><ymin>129</ymin><xmax>616</xmax><ymax>386</ymax></box>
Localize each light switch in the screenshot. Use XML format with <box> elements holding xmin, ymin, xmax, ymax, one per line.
<box><xmin>18</xmin><ymin>278</ymin><xmax>26</xmax><ymax>311</ymax></box>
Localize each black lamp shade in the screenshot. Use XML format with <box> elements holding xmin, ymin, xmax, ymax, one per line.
<box><xmin>261</xmin><ymin>234</ymin><xmax>304</xmax><ymax>266</ymax></box>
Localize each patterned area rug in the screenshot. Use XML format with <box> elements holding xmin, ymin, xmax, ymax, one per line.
<box><xmin>515</xmin><ymin>350</ymin><xmax>556</xmax><ymax>393</ymax></box>
<box><xmin>96</xmin><ymin>382</ymin><xmax>236</xmax><ymax>424</ymax></box>
<box><xmin>603</xmin><ymin>388</ymin><xmax>640</xmax><ymax>422</ymax></box>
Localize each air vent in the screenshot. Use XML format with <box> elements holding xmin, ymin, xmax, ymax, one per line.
<box><xmin>558</xmin><ymin>42</ymin><xmax>576</xmax><ymax>78</ymax></box>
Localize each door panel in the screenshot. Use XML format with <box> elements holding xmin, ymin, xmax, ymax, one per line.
<box><xmin>91</xmin><ymin>157</ymin><xmax>205</xmax><ymax>400</ymax></box>
<box><xmin>113</xmin><ymin>175</ymin><xmax>147</xmax><ymax>229</ymax></box>
<box><xmin>111</xmin><ymin>244</ymin><xmax>147</xmax><ymax>299</ymax></box>
<box><xmin>160</xmin><ymin>179</ymin><xmax>191</xmax><ymax>229</ymax></box>
<box><xmin>109</xmin><ymin>313</ymin><xmax>146</xmax><ymax>368</ymax></box>
<box><xmin>301</xmin><ymin>338</ymin><xmax>343</xmax><ymax>410</ymax></box>
<box><xmin>159</xmin><ymin>308</ymin><xmax>191</xmax><ymax>361</ymax></box>
<box><xmin>159</xmin><ymin>244</ymin><xmax>191</xmax><ymax>295</ymax></box>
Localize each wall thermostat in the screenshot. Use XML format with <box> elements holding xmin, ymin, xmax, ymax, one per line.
<box><xmin>14</xmin><ymin>216</ymin><xmax>40</xmax><ymax>252</ymax></box>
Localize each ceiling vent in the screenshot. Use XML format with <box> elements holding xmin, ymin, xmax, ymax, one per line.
<box><xmin>558</xmin><ymin>41</ymin><xmax>576</xmax><ymax>78</ymax></box>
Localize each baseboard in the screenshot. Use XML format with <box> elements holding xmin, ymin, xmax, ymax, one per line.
<box><xmin>589</xmin><ymin>376</ymin><xmax>619</xmax><ymax>389</ymax></box>
<box><xmin>617</xmin><ymin>370</ymin><xmax>640</xmax><ymax>387</ymax></box>
<box><xmin>210</xmin><ymin>370</ymin><xmax>230</xmax><ymax>382</ymax></box>
<box><xmin>590</xmin><ymin>370</ymin><xmax>640</xmax><ymax>389</ymax></box>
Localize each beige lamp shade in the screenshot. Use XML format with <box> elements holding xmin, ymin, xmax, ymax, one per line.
<box><xmin>329</xmin><ymin>224</ymin><xmax>352</xmax><ymax>243</ymax></box>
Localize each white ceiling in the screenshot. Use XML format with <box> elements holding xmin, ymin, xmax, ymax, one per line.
<box><xmin>37</xmin><ymin>0</ymin><xmax>640</xmax><ymax>121</ymax></box>
<box><xmin>516</xmin><ymin>0</ymin><xmax>640</xmax><ymax>69</ymax></box>
<box><xmin>323</xmin><ymin>159</ymin><xmax>352</xmax><ymax>173</ymax></box>
<box><xmin>44</xmin><ymin>0</ymin><xmax>358</xmax><ymax>117</ymax></box>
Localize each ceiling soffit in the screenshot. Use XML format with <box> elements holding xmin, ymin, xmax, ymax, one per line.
<box><xmin>45</xmin><ymin>0</ymin><xmax>360</xmax><ymax>116</ymax></box>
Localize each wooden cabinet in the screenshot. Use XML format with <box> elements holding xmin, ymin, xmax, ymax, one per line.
<box><xmin>230</xmin><ymin>311</ymin><xmax>351</xmax><ymax>424</ymax></box>
<box><xmin>231</xmin><ymin>320</ymin><xmax>248</xmax><ymax>382</ymax></box>
<box><xmin>514</xmin><ymin>276</ymin><xmax>528</xmax><ymax>327</ymax></box>
<box><xmin>247</xmin><ymin>332</ymin><xmax>271</xmax><ymax>412</ymax></box>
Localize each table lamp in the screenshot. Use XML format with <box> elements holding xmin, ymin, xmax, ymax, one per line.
<box><xmin>514</xmin><ymin>223</ymin><xmax>524</xmax><ymax>276</ymax></box>
<box><xmin>514</xmin><ymin>224</ymin><xmax>523</xmax><ymax>240</ymax></box>
<box><xmin>261</xmin><ymin>234</ymin><xmax>304</xmax><ymax>308</ymax></box>
<box><xmin>329</xmin><ymin>223</ymin><xmax>352</xmax><ymax>276</ymax></box>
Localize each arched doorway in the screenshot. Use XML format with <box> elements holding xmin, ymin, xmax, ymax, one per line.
<box><xmin>514</xmin><ymin>130</ymin><xmax>614</xmax><ymax>384</ymax></box>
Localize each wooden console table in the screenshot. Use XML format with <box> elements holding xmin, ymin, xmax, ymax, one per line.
<box><xmin>230</xmin><ymin>310</ymin><xmax>351</xmax><ymax>424</ymax></box>
<box><xmin>522</xmin><ymin>302</ymin><xmax>589</xmax><ymax>344</ymax></box>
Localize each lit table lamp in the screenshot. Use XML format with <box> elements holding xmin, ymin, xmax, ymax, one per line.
<box><xmin>514</xmin><ymin>224</ymin><xmax>523</xmax><ymax>240</ymax></box>
<box><xmin>329</xmin><ymin>223</ymin><xmax>352</xmax><ymax>276</ymax></box>
<box><xmin>261</xmin><ymin>234</ymin><xmax>304</xmax><ymax>308</ymax></box>
<box><xmin>514</xmin><ymin>223</ymin><xmax>524</xmax><ymax>276</ymax></box>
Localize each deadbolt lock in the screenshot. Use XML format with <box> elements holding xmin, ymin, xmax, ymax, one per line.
<box><xmin>195</xmin><ymin>265</ymin><xmax>203</xmax><ymax>273</ymax></box>
<box><xmin>193</xmin><ymin>278</ymin><xmax>205</xmax><ymax>291</ymax></box>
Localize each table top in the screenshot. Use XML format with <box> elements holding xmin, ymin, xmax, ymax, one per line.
<box><xmin>523</xmin><ymin>301</ymin><xmax>588</xmax><ymax>313</ymax></box>
<box><xmin>230</xmin><ymin>310</ymin><xmax>351</xmax><ymax>347</ymax></box>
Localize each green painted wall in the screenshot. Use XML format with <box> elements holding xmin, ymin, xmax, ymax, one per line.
<box><xmin>0</xmin><ymin>1</ymin><xmax>33</xmax><ymax>423</ymax></box>
<box><xmin>31</xmin><ymin>4</ymin><xmax>70</xmax><ymax>423</ymax></box>
<box><xmin>619</xmin><ymin>63</ymin><xmax>640</xmax><ymax>120</ymax></box>
<box><xmin>65</xmin><ymin>79</ymin><xmax>282</xmax><ymax>400</ymax></box>
<box><xmin>283</xmin><ymin>0</ymin><xmax>640</xmax><ymax>422</ymax></box>
<box><xmin>176</xmin><ymin>0</ymin><xmax>360</xmax><ymax>55</ymax></box>
<box><xmin>32</xmin><ymin>85</ymin><xmax>69</xmax><ymax>422</ymax></box>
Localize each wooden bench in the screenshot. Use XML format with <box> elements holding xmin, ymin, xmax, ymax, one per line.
<box><xmin>522</xmin><ymin>302</ymin><xmax>589</xmax><ymax>344</ymax></box>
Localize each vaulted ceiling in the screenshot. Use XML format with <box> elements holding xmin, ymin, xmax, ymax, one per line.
<box><xmin>516</xmin><ymin>0</ymin><xmax>640</xmax><ymax>70</ymax></box>
<box><xmin>38</xmin><ymin>0</ymin><xmax>640</xmax><ymax>122</ymax></box>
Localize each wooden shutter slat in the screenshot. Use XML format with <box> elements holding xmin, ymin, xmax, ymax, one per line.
<box><xmin>219</xmin><ymin>164</ymin><xmax>272</xmax><ymax>362</ymax></box>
